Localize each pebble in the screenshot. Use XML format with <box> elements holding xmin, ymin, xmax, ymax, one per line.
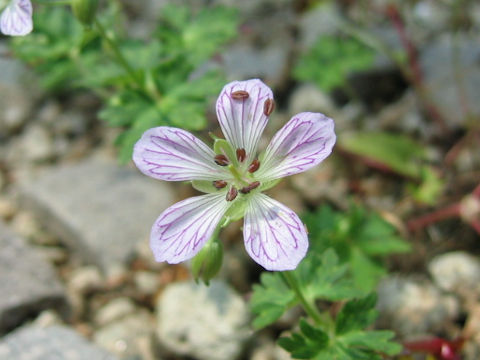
<box><xmin>68</xmin><ymin>265</ymin><xmax>104</xmax><ymax>295</ymax></box>
<box><xmin>133</xmin><ymin>271</ymin><xmax>160</xmax><ymax>296</ymax></box>
<box><xmin>20</xmin><ymin>124</ymin><xmax>55</xmax><ymax>162</ymax></box>
<box><xmin>156</xmin><ymin>281</ymin><xmax>251</xmax><ymax>360</ymax></box>
<box><xmin>94</xmin><ymin>297</ymin><xmax>137</xmax><ymax>327</ymax></box>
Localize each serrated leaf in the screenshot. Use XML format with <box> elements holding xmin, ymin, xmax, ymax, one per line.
<box><xmin>335</xmin><ymin>294</ymin><xmax>378</xmax><ymax>335</ymax></box>
<box><xmin>339</xmin><ymin>330</ymin><xmax>402</xmax><ymax>355</ymax></box>
<box><xmin>278</xmin><ymin>320</ymin><xmax>328</xmax><ymax>359</ymax></box>
<box><xmin>250</xmin><ymin>272</ymin><xmax>295</xmax><ymax>329</ymax></box>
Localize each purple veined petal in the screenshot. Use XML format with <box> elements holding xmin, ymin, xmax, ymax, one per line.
<box><xmin>0</xmin><ymin>0</ymin><xmax>33</xmax><ymax>36</ymax></box>
<box><xmin>133</xmin><ymin>126</ymin><xmax>229</xmax><ymax>182</ymax></box>
<box><xmin>256</xmin><ymin>112</ymin><xmax>336</xmax><ymax>180</ymax></box>
<box><xmin>243</xmin><ymin>193</ymin><xmax>308</xmax><ymax>271</ymax></box>
<box><xmin>151</xmin><ymin>193</ymin><xmax>230</xmax><ymax>264</ymax></box>
<box><xmin>216</xmin><ymin>79</ymin><xmax>273</xmax><ymax>161</ymax></box>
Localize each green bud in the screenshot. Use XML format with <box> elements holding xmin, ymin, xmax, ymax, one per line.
<box><xmin>191</xmin><ymin>237</ymin><xmax>223</xmax><ymax>285</ymax></box>
<box><xmin>71</xmin><ymin>0</ymin><xmax>99</xmax><ymax>26</ymax></box>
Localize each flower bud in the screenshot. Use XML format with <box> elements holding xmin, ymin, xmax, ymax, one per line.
<box><xmin>191</xmin><ymin>237</ymin><xmax>223</xmax><ymax>285</ymax></box>
<box><xmin>71</xmin><ymin>0</ymin><xmax>99</xmax><ymax>26</ymax></box>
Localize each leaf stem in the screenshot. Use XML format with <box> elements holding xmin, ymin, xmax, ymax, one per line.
<box><xmin>33</xmin><ymin>0</ymin><xmax>71</xmax><ymax>5</ymax></box>
<box><xmin>280</xmin><ymin>271</ymin><xmax>326</xmax><ymax>326</ymax></box>
<box><xmin>93</xmin><ymin>17</ymin><xmax>144</xmax><ymax>92</ymax></box>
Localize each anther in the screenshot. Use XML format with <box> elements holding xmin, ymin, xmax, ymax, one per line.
<box><xmin>263</xmin><ymin>98</ymin><xmax>275</xmax><ymax>116</ymax></box>
<box><xmin>231</xmin><ymin>90</ymin><xmax>249</xmax><ymax>100</ymax></box>
<box><xmin>248</xmin><ymin>159</ymin><xmax>260</xmax><ymax>173</ymax></box>
<box><xmin>240</xmin><ymin>181</ymin><xmax>260</xmax><ymax>194</ymax></box>
<box><xmin>214</xmin><ymin>154</ymin><xmax>229</xmax><ymax>166</ymax></box>
<box><xmin>212</xmin><ymin>180</ymin><xmax>227</xmax><ymax>189</ymax></box>
<box><xmin>236</xmin><ymin>148</ymin><xmax>246</xmax><ymax>162</ymax></box>
<box><xmin>226</xmin><ymin>186</ymin><xmax>238</xmax><ymax>201</ymax></box>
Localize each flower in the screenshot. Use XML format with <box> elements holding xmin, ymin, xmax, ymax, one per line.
<box><xmin>0</xmin><ymin>0</ymin><xmax>33</xmax><ymax>36</ymax></box>
<box><xmin>133</xmin><ymin>79</ymin><xmax>336</xmax><ymax>271</ymax></box>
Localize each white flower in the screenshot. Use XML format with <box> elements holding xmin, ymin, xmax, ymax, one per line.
<box><xmin>133</xmin><ymin>79</ymin><xmax>336</xmax><ymax>271</ymax></box>
<box><xmin>0</xmin><ymin>0</ymin><xmax>33</xmax><ymax>36</ymax></box>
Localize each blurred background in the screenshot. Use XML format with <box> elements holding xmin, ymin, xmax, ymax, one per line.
<box><xmin>0</xmin><ymin>0</ymin><xmax>479</xmax><ymax>359</ymax></box>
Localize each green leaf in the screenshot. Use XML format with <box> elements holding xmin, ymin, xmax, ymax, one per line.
<box><xmin>335</xmin><ymin>294</ymin><xmax>378</xmax><ymax>335</ymax></box>
<box><xmin>250</xmin><ymin>272</ymin><xmax>295</xmax><ymax>329</ymax></box>
<box><xmin>339</xmin><ymin>330</ymin><xmax>402</xmax><ymax>356</ymax></box>
<box><xmin>294</xmin><ymin>35</ymin><xmax>375</xmax><ymax>92</ymax></box>
<box><xmin>278</xmin><ymin>319</ymin><xmax>329</xmax><ymax>359</ymax></box>
<box><xmin>339</xmin><ymin>131</ymin><xmax>427</xmax><ymax>179</ymax></box>
<box><xmin>408</xmin><ymin>166</ymin><xmax>445</xmax><ymax>205</ymax></box>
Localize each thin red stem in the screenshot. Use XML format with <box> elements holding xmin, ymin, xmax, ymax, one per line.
<box><xmin>408</xmin><ymin>203</ymin><xmax>461</xmax><ymax>231</ymax></box>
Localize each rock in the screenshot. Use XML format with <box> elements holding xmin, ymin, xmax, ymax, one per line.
<box><xmin>0</xmin><ymin>325</ymin><xmax>120</xmax><ymax>360</ymax></box>
<box><xmin>420</xmin><ymin>33</ymin><xmax>480</xmax><ymax>128</ymax></box>
<box><xmin>428</xmin><ymin>251</ymin><xmax>480</xmax><ymax>297</ymax></box>
<box><xmin>376</xmin><ymin>275</ymin><xmax>459</xmax><ymax>337</ymax></box>
<box><xmin>68</xmin><ymin>266</ymin><xmax>104</xmax><ymax>295</ymax></box>
<box><xmin>94</xmin><ymin>297</ymin><xmax>137</xmax><ymax>327</ymax></box>
<box><xmin>0</xmin><ymin>220</ymin><xmax>67</xmax><ymax>334</ymax></box>
<box><xmin>288</xmin><ymin>84</ymin><xmax>337</xmax><ymax>117</ymax></box>
<box><xmin>156</xmin><ymin>281</ymin><xmax>250</xmax><ymax>360</ymax></box>
<box><xmin>19</xmin><ymin>156</ymin><xmax>175</xmax><ymax>270</ymax></box>
<box><xmin>298</xmin><ymin>2</ymin><xmax>341</xmax><ymax>50</ymax></box>
<box><xmin>133</xmin><ymin>271</ymin><xmax>160</xmax><ymax>296</ymax></box>
<box><xmin>20</xmin><ymin>124</ymin><xmax>55</xmax><ymax>162</ymax></box>
<box><xmin>223</xmin><ymin>42</ymin><xmax>290</xmax><ymax>87</ymax></box>
<box><xmin>93</xmin><ymin>310</ymin><xmax>155</xmax><ymax>359</ymax></box>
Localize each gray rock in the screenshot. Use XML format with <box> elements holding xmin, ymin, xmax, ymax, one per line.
<box><xmin>93</xmin><ymin>310</ymin><xmax>155</xmax><ymax>359</ymax></box>
<box><xmin>420</xmin><ymin>34</ymin><xmax>480</xmax><ymax>128</ymax></box>
<box><xmin>288</xmin><ymin>84</ymin><xmax>337</xmax><ymax>117</ymax></box>
<box><xmin>428</xmin><ymin>251</ymin><xmax>480</xmax><ymax>297</ymax></box>
<box><xmin>156</xmin><ymin>281</ymin><xmax>250</xmax><ymax>360</ymax></box>
<box><xmin>376</xmin><ymin>275</ymin><xmax>459</xmax><ymax>337</ymax></box>
<box><xmin>20</xmin><ymin>125</ymin><xmax>55</xmax><ymax>162</ymax></box>
<box><xmin>0</xmin><ymin>325</ymin><xmax>119</xmax><ymax>360</ymax></box>
<box><xmin>68</xmin><ymin>266</ymin><xmax>104</xmax><ymax>295</ymax></box>
<box><xmin>94</xmin><ymin>297</ymin><xmax>137</xmax><ymax>327</ymax></box>
<box><xmin>298</xmin><ymin>2</ymin><xmax>341</xmax><ymax>50</ymax></box>
<box><xmin>0</xmin><ymin>221</ymin><xmax>67</xmax><ymax>334</ymax></box>
<box><xmin>19</xmin><ymin>156</ymin><xmax>175</xmax><ymax>270</ymax></box>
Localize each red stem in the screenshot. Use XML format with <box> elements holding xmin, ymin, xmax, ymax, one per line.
<box><xmin>408</xmin><ymin>203</ymin><xmax>461</xmax><ymax>231</ymax></box>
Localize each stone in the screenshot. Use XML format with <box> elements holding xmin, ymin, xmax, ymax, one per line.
<box><xmin>94</xmin><ymin>297</ymin><xmax>136</xmax><ymax>327</ymax></box>
<box><xmin>93</xmin><ymin>310</ymin><xmax>155</xmax><ymax>359</ymax></box>
<box><xmin>20</xmin><ymin>124</ymin><xmax>55</xmax><ymax>162</ymax></box>
<box><xmin>420</xmin><ymin>33</ymin><xmax>480</xmax><ymax>128</ymax></box>
<box><xmin>133</xmin><ymin>271</ymin><xmax>160</xmax><ymax>296</ymax></box>
<box><xmin>376</xmin><ymin>275</ymin><xmax>459</xmax><ymax>337</ymax></box>
<box><xmin>68</xmin><ymin>266</ymin><xmax>104</xmax><ymax>295</ymax></box>
<box><xmin>298</xmin><ymin>2</ymin><xmax>340</xmax><ymax>50</ymax></box>
<box><xmin>0</xmin><ymin>325</ymin><xmax>119</xmax><ymax>360</ymax></box>
<box><xmin>0</xmin><ymin>220</ymin><xmax>67</xmax><ymax>334</ymax></box>
<box><xmin>19</xmin><ymin>156</ymin><xmax>175</xmax><ymax>270</ymax></box>
<box><xmin>156</xmin><ymin>281</ymin><xmax>250</xmax><ymax>360</ymax></box>
<box><xmin>288</xmin><ymin>84</ymin><xmax>337</xmax><ymax>117</ymax></box>
<box><xmin>428</xmin><ymin>251</ymin><xmax>480</xmax><ymax>297</ymax></box>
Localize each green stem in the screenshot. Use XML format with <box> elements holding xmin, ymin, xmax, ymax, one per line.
<box><xmin>93</xmin><ymin>17</ymin><xmax>144</xmax><ymax>92</ymax></box>
<box><xmin>280</xmin><ymin>271</ymin><xmax>326</xmax><ymax>326</ymax></box>
<box><xmin>33</xmin><ymin>0</ymin><xmax>71</xmax><ymax>4</ymax></box>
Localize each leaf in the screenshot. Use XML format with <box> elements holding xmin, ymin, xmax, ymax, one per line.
<box><xmin>335</xmin><ymin>294</ymin><xmax>378</xmax><ymax>335</ymax></box>
<box><xmin>339</xmin><ymin>131</ymin><xmax>427</xmax><ymax>179</ymax></box>
<box><xmin>408</xmin><ymin>166</ymin><xmax>445</xmax><ymax>205</ymax></box>
<box><xmin>250</xmin><ymin>272</ymin><xmax>295</xmax><ymax>329</ymax></box>
<box><xmin>339</xmin><ymin>330</ymin><xmax>402</xmax><ymax>356</ymax></box>
<box><xmin>278</xmin><ymin>319</ymin><xmax>329</xmax><ymax>359</ymax></box>
<box><xmin>294</xmin><ymin>35</ymin><xmax>375</xmax><ymax>92</ymax></box>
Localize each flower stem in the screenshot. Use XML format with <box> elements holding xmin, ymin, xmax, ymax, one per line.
<box><xmin>33</xmin><ymin>0</ymin><xmax>71</xmax><ymax>4</ymax></box>
<box><xmin>93</xmin><ymin>17</ymin><xmax>145</xmax><ymax>92</ymax></box>
<box><xmin>280</xmin><ymin>271</ymin><xmax>327</xmax><ymax>327</ymax></box>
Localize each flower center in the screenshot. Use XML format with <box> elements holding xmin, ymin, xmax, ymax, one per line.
<box><xmin>212</xmin><ymin>147</ymin><xmax>261</xmax><ymax>201</ymax></box>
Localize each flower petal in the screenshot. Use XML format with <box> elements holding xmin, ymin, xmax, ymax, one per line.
<box><xmin>133</xmin><ymin>126</ymin><xmax>228</xmax><ymax>181</ymax></box>
<box><xmin>256</xmin><ymin>112</ymin><xmax>336</xmax><ymax>180</ymax></box>
<box><xmin>216</xmin><ymin>79</ymin><xmax>273</xmax><ymax>160</ymax></box>
<box><xmin>0</xmin><ymin>0</ymin><xmax>33</xmax><ymax>36</ymax></box>
<box><xmin>151</xmin><ymin>193</ymin><xmax>230</xmax><ymax>264</ymax></box>
<box><xmin>243</xmin><ymin>194</ymin><xmax>308</xmax><ymax>271</ymax></box>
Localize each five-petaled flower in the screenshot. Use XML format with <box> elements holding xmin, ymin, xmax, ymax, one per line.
<box><xmin>0</xmin><ymin>0</ymin><xmax>33</xmax><ymax>36</ymax></box>
<box><xmin>133</xmin><ymin>79</ymin><xmax>336</xmax><ymax>271</ymax></box>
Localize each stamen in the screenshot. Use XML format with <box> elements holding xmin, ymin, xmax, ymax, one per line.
<box><xmin>263</xmin><ymin>98</ymin><xmax>275</xmax><ymax>116</ymax></box>
<box><xmin>226</xmin><ymin>186</ymin><xmax>238</xmax><ymax>201</ymax></box>
<box><xmin>240</xmin><ymin>181</ymin><xmax>260</xmax><ymax>194</ymax></box>
<box><xmin>214</xmin><ymin>154</ymin><xmax>229</xmax><ymax>166</ymax></box>
<box><xmin>236</xmin><ymin>148</ymin><xmax>246</xmax><ymax>162</ymax></box>
<box><xmin>231</xmin><ymin>90</ymin><xmax>249</xmax><ymax>100</ymax></box>
<box><xmin>212</xmin><ymin>180</ymin><xmax>227</xmax><ymax>189</ymax></box>
<box><xmin>248</xmin><ymin>159</ymin><xmax>260</xmax><ymax>173</ymax></box>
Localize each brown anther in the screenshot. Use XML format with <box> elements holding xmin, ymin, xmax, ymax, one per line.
<box><xmin>212</xmin><ymin>180</ymin><xmax>227</xmax><ymax>189</ymax></box>
<box><xmin>214</xmin><ymin>154</ymin><xmax>229</xmax><ymax>166</ymax></box>
<box><xmin>231</xmin><ymin>90</ymin><xmax>249</xmax><ymax>100</ymax></box>
<box><xmin>240</xmin><ymin>181</ymin><xmax>261</xmax><ymax>194</ymax></box>
<box><xmin>263</xmin><ymin>98</ymin><xmax>275</xmax><ymax>116</ymax></box>
<box><xmin>236</xmin><ymin>148</ymin><xmax>246</xmax><ymax>162</ymax></box>
<box><xmin>248</xmin><ymin>159</ymin><xmax>260</xmax><ymax>173</ymax></box>
<box><xmin>226</xmin><ymin>186</ymin><xmax>238</xmax><ymax>201</ymax></box>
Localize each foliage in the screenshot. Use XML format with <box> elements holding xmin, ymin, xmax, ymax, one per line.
<box><xmin>293</xmin><ymin>35</ymin><xmax>375</xmax><ymax>92</ymax></box>
<box><xmin>278</xmin><ymin>295</ymin><xmax>402</xmax><ymax>359</ymax></box>
<box><xmin>11</xmin><ymin>4</ymin><xmax>239</xmax><ymax>162</ymax></box>
<box><xmin>303</xmin><ymin>205</ymin><xmax>411</xmax><ymax>292</ymax></box>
